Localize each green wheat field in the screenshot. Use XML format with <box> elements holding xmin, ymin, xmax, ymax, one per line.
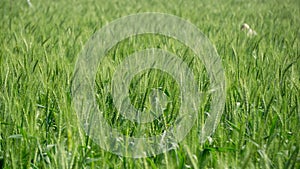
<box><xmin>0</xmin><ymin>0</ymin><xmax>299</xmax><ymax>168</ymax></box>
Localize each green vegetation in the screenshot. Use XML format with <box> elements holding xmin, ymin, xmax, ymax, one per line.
<box><xmin>0</xmin><ymin>0</ymin><xmax>299</xmax><ymax>168</ymax></box>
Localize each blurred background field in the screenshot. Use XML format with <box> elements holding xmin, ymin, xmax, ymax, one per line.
<box><xmin>0</xmin><ymin>0</ymin><xmax>299</xmax><ymax>168</ymax></box>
